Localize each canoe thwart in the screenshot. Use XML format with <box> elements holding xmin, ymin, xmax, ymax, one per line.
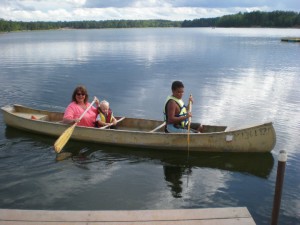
<box><xmin>150</xmin><ymin>122</ymin><xmax>166</xmax><ymax>133</ymax></box>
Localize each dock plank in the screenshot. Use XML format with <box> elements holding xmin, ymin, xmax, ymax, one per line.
<box><xmin>0</xmin><ymin>207</ymin><xmax>256</xmax><ymax>225</ymax></box>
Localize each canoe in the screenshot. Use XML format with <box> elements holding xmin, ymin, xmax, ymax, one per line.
<box><xmin>1</xmin><ymin>104</ymin><xmax>276</xmax><ymax>152</ymax></box>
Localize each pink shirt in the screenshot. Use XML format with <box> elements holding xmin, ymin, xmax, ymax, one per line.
<box><xmin>63</xmin><ymin>101</ymin><xmax>98</xmax><ymax>127</ymax></box>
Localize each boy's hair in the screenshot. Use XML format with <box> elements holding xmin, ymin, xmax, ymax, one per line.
<box><xmin>98</xmin><ymin>100</ymin><xmax>109</xmax><ymax>113</ymax></box>
<box><xmin>171</xmin><ymin>81</ymin><xmax>184</xmax><ymax>91</ymax></box>
<box><xmin>100</xmin><ymin>100</ymin><xmax>109</xmax><ymax>107</ymax></box>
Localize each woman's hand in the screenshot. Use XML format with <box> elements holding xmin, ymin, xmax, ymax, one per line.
<box><xmin>73</xmin><ymin>118</ymin><xmax>80</xmax><ymax>124</ymax></box>
<box><xmin>94</xmin><ymin>96</ymin><xmax>100</xmax><ymax>106</ymax></box>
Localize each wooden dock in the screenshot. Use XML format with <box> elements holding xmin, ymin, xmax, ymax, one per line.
<box><xmin>281</xmin><ymin>37</ymin><xmax>300</xmax><ymax>42</ymax></box>
<box><xmin>0</xmin><ymin>207</ymin><xmax>256</xmax><ymax>225</ymax></box>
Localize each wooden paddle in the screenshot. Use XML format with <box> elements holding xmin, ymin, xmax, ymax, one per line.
<box><xmin>54</xmin><ymin>98</ymin><xmax>97</xmax><ymax>153</ymax></box>
<box><xmin>99</xmin><ymin>116</ymin><xmax>126</xmax><ymax>129</ymax></box>
<box><xmin>187</xmin><ymin>94</ymin><xmax>192</xmax><ymax>155</ymax></box>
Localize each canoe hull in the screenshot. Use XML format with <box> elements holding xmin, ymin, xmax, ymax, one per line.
<box><xmin>1</xmin><ymin>104</ymin><xmax>276</xmax><ymax>152</ymax></box>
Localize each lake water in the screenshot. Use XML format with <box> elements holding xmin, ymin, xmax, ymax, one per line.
<box><xmin>0</xmin><ymin>28</ymin><xmax>300</xmax><ymax>224</ymax></box>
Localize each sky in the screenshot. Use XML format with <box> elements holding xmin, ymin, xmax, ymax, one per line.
<box><xmin>1</xmin><ymin>0</ymin><xmax>299</xmax><ymax>22</ymax></box>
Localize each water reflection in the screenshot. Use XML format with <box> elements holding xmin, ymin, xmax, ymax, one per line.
<box><xmin>67</xmin><ymin>145</ymin><xmax>275</xmax><ymax>204</ymax></box>
<box><xmin>163</xmin><ymin>165</ymin><xmax>191</xmax><ymax>198</ymax></box>
<box><xmin>5</xmin><ymin>126</ymin><xmax>274</xmax><ymax>178</ymax></box>
<box><xmin>67</xmin><ymin>144</ymin><xmax>275</xmax><ymax>206</ymax></box>
<box><xmin>3</xmin><ymin>126</ymin><xmax>274</xmax><ymax>202</ymax></box>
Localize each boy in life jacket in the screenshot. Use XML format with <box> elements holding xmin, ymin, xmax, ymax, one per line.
<box><xmin>96</xmin><ymin>100</ymin><xmax>117</xmax><ymax>129</ymax></box>
<box><xmin>164</xmin><ymin>80</ymin><xmax>202</xmax><ymax>133</ymax></box>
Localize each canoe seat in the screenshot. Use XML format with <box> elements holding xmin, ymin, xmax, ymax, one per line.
<box><xmin>150</xmin><ymin>122</ymin><xmax>166</xmax><ymax>133</ymax></box>
<box><xmin>14</xmin><ymin>112</ymin><xmax>49</xmax><ymax>121</ymax></box>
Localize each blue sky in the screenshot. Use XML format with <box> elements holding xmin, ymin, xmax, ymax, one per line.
<box><xmin>1</xmin><ymin>0</ymin><xmax>299</xmax><ymax>21</ymax></box>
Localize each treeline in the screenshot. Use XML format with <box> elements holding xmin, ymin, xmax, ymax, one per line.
<box><xmin>0</xmin><ymin>10</ymin><xmax>299</xmax><ymax>32</ymax></box>
<box><xmin>182</xmin><ymin>11</ymin><xmax>300</xmax><ymax>27</ymax></box>
<box><xmin>0</xmin><ymin>19</ymin><xmax>181</xmax><ymax>32</ymax></box>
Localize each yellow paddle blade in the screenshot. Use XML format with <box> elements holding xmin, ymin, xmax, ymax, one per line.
<box><xmin>54</xmin><ymin>123</ymin><xmax>76</xmax><ymax>153</ymax></box>
<box><xmin>56</xmin><ymin>152</ymin><xmax>72</xmax><ymax>161</ymax></box>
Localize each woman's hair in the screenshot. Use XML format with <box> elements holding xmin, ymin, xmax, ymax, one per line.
<box><xmin>72</xmin><ymin>85</ymin><xmax>89</xmax><ymax>103</ymax></box>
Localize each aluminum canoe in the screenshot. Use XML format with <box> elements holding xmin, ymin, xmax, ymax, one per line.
<box><xmin>1</xmin><ymin>104</ymin><xmax>276</xmax><ymax>152</ymax></box>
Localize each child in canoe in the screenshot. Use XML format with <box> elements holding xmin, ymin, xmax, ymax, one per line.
<box><xmin>96</xmin><ymin>100</ymin><xmax>117</xmax><ymax>129</ymax></box>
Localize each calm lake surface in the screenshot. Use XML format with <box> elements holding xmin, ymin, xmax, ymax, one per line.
<box><xmin>0</xmin><ymin>28</ymin><xmax>300</xmax><ymax>224</ymax></box>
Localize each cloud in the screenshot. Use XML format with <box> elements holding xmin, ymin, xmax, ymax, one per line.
<box><xmin>83</xmin><ymin>0</ymin><xmax>300</xmax><ymax>10</ymax></box>
<box><xmin>84</xmin><ymin>0</ymin><xmax>132</xmax><ymax>8</ymax></box>
<box><xmin>0</xmin><ymin>0</ymin><xmax>299</xmax><ymax>21</ymax></box>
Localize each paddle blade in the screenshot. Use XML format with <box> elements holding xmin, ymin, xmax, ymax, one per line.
<box><xmin>54</xmin><ymin>124</ymin><xmax>76</xmax><ymax>153</ymax></box>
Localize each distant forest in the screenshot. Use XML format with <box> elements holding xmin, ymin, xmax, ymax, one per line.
<box><xmin>1</xmin><ymin>10</ymin><xmax>299</xmax><ymax>32</ymax></box>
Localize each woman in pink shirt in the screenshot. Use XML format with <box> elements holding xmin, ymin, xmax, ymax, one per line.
<box><xmin>63</xmin><ymin>85</ymin><xmax>99</xmax><ymax>127</ymax></box>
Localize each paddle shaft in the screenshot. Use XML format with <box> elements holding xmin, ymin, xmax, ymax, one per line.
<box><xmin>188</xmin><ymin>99</ymin><xmax>192</xmax><ymax>130</ymax></box>
<box><xmin>78</xmin><ymin>98</ymin><xmax>97</xmax><ymax>122</ymax></box>
<box><xmin>99</xmin><ymin>116</ymin><xmax>126</xmax><ymax>129</ymax></box>
<box><xmin>187</xmin><ymin>94</ymin><xmax>192</xmax><ymax>131</ymax></box>
<box><xmin>187</xmin><ymin>94</ymin><xmax>192</xmax><ymax>155</ymax></box>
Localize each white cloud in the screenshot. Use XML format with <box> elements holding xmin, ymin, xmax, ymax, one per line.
<box><xmin>0</xmin><ymin>0</ymin><xmax>299</xmax><ymax>21</ymax></box>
